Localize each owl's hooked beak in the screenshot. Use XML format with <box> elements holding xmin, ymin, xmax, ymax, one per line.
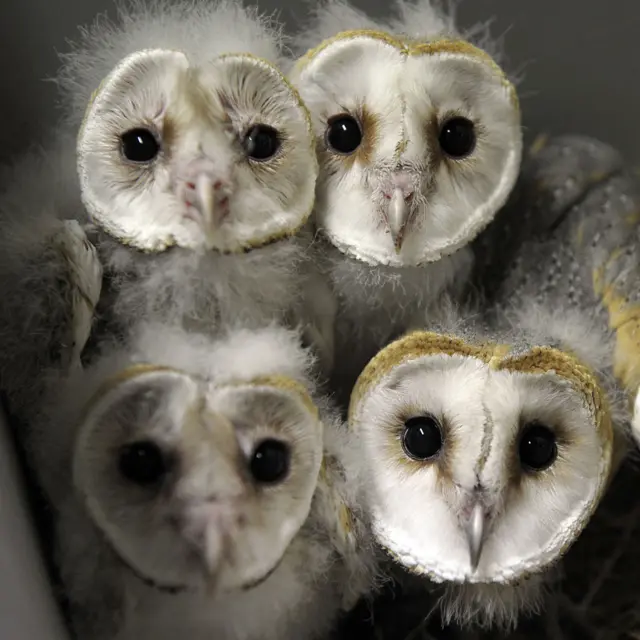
<box><xmin>179</xmin><ymin>169</ymin><xmax>233</xmax><ymax>249</ymax></box>
<box><xmin>179</xmin><ymin>499</ymin><xmax>237</xmax><ymax>586</ymax></box>
<box><xmin>466</xmin><ymin>501</ymin><xmax>485</xmax><ymax>572</ymax></box>
<box><xmin>387</xmin><ymin>188</ymin><xmax>413</xmax><ymax>252</ymax></box>
<box><xmin>380</xmin><ymin>171</ymin><xmax>417</xmax><ymax>252</ymax></box>
<box><xmin>195</xmin><ymin>174</ymin><xmax>231</xmax><ymax>249</ymax></box>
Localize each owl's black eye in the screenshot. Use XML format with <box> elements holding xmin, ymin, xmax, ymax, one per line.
<box><xmin>519</xmin><ymin>423</ymin><xmax>557</xmax><ymax>471</ymax></box>
<box><xmin>402</xmin><ymin>415</ymin><xmax>443</xmax><ymax>461</ymax></box>
<box><xmin>243</xmin><ymin>124</ymin><xmax>281</xmax><ymax>161</ymax></box>
<box><xmin>326</xmin><ymin>115</ymin><xmax>362</xmax><ymax>155</ymax></box>
<box><xmin>250</xmin><ymin>439</ymin><xmax>290</xmax><ymax>484</ymax></box>
<box><xmin>120</xmin><ymin>128</ymin><xmax>160</xmax><ymax>163</ymax></box>
<box><xmin>438</xmin><ymin>117</ymin><xmax>476</xmax><ymax>158</ymax></box>
<box><xmin>118</xmin><ymin>440</ymin><xmax>168</xmax><ymax>486</ymax></box>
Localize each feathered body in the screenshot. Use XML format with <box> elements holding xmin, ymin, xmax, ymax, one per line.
<box><xmin>347</xmin><ymin>134</ymin><xmax>640</xmax><ymax>632</ymax></box>
<box><xmin>28</xmin><ymin>323</ymin><xmax>377</xmax><ymax>640</ymax></box>
<box><xmin>290</xmin><ymin>0</ymin><xmax>522</xmax><ymax>393</ymax></box>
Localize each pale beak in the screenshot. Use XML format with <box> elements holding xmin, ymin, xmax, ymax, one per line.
<box><xmin>203</xmin><ymin>523</ymin><xmax>224</xmax><ymax>576</ymax></box>
<box><xmin>196</xmin><ymin>173</ymin><xmax>220</xmax><ymax>248</ymax></box>
<box><xmin>466</xmin><ymin>501</ymin><xmax>485</xmax><ymax>572</ymax></box>
<box><xmin>387</xmin><ymin>187</ymin><xmax>412</xmax><ymax>252</ymax></box>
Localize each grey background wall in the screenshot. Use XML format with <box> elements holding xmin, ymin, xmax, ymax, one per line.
<box><xmin>0</xmin><ymin>0</ymin><xmax>639</xmax><ymax>165</ymax></box>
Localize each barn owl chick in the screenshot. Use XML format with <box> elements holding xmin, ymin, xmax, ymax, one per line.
<box><xmin>348</xmin><ymin>300</ymin><xmax>620</xmax><ymax>630</ymax></box>
<box><xmin>0</xmin><ymin>0</ymin><xmax>330</xmax><ymax>426</ymax></box>
<box><xmin>29</xmin><ymin>324</ymin><xmax>377</xmax><ymax>640</ymax></box>
<box><xmin>73</xmin><ymin>1</ymin><xmax>327</xmax><ymax>357</ymax></box>
<box><xmin>290</xmin><ymin>0</ymin><xmax>522</xmax><ymax>382</ymax></box>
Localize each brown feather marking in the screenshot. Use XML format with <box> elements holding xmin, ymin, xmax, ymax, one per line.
<box><xmin>161</xmin><ymin>113</ymin><xmax>178</xmax><ymax>155</ymax></box>
<box><xmin>355</xmin><ymin>104</ymin><xmax>379</xmax><ymax>168</ymax></box>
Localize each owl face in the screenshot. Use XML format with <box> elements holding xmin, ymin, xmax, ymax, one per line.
<box><xmin>349</xmin><ymin>333</ymin><xmax>612</xmax><ymax>588</ymax></box>
<box><xmin>291</xmin><ymin>32</ymin><xmax>521</xmax><ymax>267</ymax></box>
<box><xmin>73</xmin><ymin>367</ymin><xmax>323</xmax><ymax>592</ymax></box>
<box><xmin>78</xmin><ymin>49</ymin><xmax>317</xmax><ymax>253</ymax></box>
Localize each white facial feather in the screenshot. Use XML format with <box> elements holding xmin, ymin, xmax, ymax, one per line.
<box><xmin>79</xmin><ymin>46</ymin><xmax>317</xmax><ymax>253</ymax></box>
<box><xmin>66</xmin><ymin>1</ymin><xmax>333</xmax><ymax>369</ymax></box>
<box><xmin>285</xmin><ymin>0</ymin><xmax>521</xmax><ymax>387</ymax></box>
<box><xmin>30</xmin><ymin>323</ymin><xmax>377</xmax><ymax>640</ymax></box>
<box><xmin>0</xmin><ymin>1</ymin><xmax>327</xmax><ymax>422</ymax></box>
<box><xmin>75</xmin><ymin>370</ymin><xmax>323</xmax><ymax>592</ymax></box>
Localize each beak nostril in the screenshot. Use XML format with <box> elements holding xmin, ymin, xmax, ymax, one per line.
<box><xmin>383</xmin><ymin>193</ymin><xmax>391</xmax><ymax>200</ymax></box>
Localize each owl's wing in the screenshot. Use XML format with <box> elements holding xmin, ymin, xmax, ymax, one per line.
<box><xmin>471</xmin><ymin>135</ymin><xmax>625</xmax><ymax>295</ymax></box>
<box><xmin>475</xmin><ymin>134</ymin><xmax>640</xmax><ymax>446</ymax></box>
<box><xmin>0</xmin><ymin>136</ymin><xmax>102</xmax><ymax>424</ymax></box>
<box><xmin>54</xmin><ymin>220</ymin><xmax>103</xmax><ymax>367</ymax></box>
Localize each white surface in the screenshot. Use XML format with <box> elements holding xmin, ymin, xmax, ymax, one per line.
<box><xmin>0</xmin><ymin>412</ymin><xmax>69</xmax><ymax>640</ymax></box>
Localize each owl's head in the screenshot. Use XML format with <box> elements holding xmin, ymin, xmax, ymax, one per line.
<box><xmin>73</xmin><ymin>363</ymin><xmax>323</xmax><ymax>593</ymax></box>
<box><xmin>78</xmin><ymin>47</ymin><xmax>317</xmax><ymax>253</ymax></box>
<box><xmin>349</xmin><ymin>332</ymin><xmax>613</xmax><ymax>627</ymax></box>
<box><xmin>291</xmin><ymin>22</ymin><xmax>521</xmax><ymax>267</ymax></box>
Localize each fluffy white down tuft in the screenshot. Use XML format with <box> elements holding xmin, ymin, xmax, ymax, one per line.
<box><xmin>293</xmin><ymin>0</ymin><xmax>513</xmax><ymax>76</ymax></box>
<box><xmin>439</xmin><ymin>574</ymin><xmax>549</xmax><ymax>630</ymax></box>
<box><xmin>134</xmin><ymin>321</ymin><xmax>317</xmax><ymax>386</ymax></box>
<box><xmin>56</xmin><ymin>0</ymin><xmax>289</xmax><ymax>127</ymax></box>
<box><xmin>505</xmin><ymin>300</ymin><xmax>614</xmax><ymax>378</ymax></box>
